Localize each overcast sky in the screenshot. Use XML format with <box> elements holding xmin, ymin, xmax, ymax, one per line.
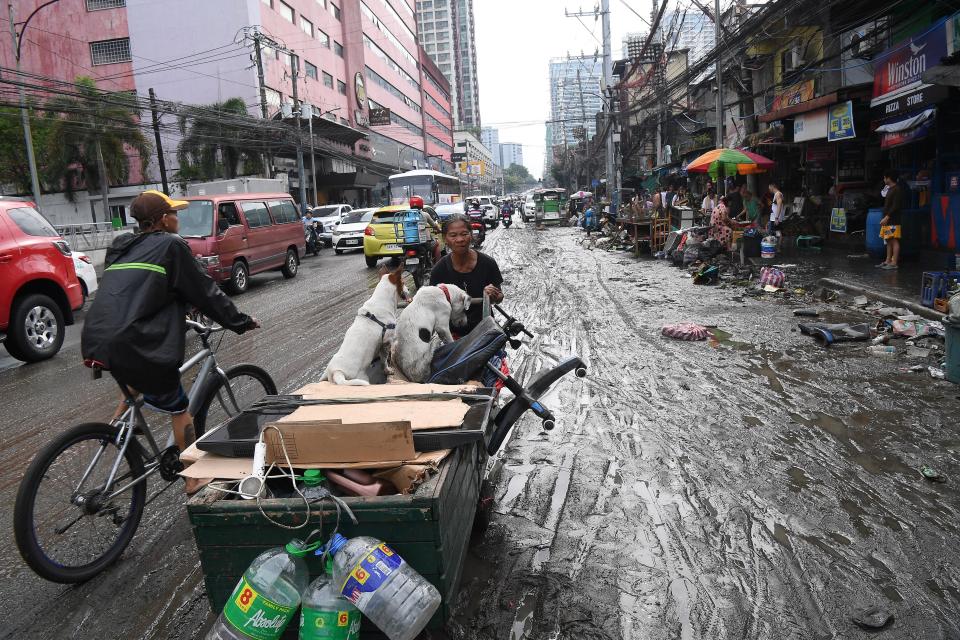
<box><xmin>474</xmin><ymin>0</ymin><xmax>654</xmax><ymax>180</ymax></box>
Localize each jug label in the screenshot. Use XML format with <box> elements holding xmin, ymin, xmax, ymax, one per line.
<box><xmin>340</xmin><ymin>543</ymin><xmax>403</xmax><ymax>607</ymax></box>
<box><xmin>300</xmin><ymin>609</ymin><xmax>360</xmax><ymax>639</ymax></box>
<box><xmin>223</xmin><ymin>576</ymin><xmax>296</xmax><ymax>640</ymax></box>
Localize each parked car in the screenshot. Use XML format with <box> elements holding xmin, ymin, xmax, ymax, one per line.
<box><xmin>434</xmin><ymin>202</ymin><xmax>465</xmax><ymax>222</ymax></box>
<box><xmin>0</xmin><ymin>201</ymin><xmax>84</xmax><ymax>362</ymax></box>
<box><xmin>363</xmin><ymin>204</ymin><xmax>440</xmax><ymax>269</ymax></box>
<box><xmin>332</xmin><ymin>208</ymin><xmax>374</xmax><ymax>254</ymax></box>
<box><xmin>179</xmin><ymin>193</ymin><xmax>305</xmax><ymax>294</ymax></box>
<box><xmin>311</xmin><ymin>204</ymin><xmax>352</xmax><ymax>247</ymax></box>
<box><xmin>72</xmin><ymin>251</ymin><xmax>98</xmax><ymax>307</ymax></box>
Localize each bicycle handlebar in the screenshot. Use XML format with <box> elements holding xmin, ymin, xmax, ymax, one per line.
<box><xmin>185</xmin><ymin>318</ymin><xmax>226</xmax><ymax>335</ymax></box>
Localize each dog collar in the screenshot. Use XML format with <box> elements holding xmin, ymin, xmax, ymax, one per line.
<box><xmin>438</xmin><ymin>284</ymin><xmax>451</xmax><ymax>303</ymax></box>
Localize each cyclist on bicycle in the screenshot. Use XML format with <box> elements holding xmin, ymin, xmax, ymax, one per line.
<box><xmin>81</xmin><ymin>190</ymin><xmax>259</xmax><ymax>455</ymax></box>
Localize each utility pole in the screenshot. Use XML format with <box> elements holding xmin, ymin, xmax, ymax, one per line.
<box><xmin>575</xmin><ymin>69</ymin><xmax>589</xmax><ymax>185</ymax></box>
<box><xmin>289</xmin><ymin>54</ymin><xmax>308</xmax><ymax>213</ymax></box>
<box><xmin>714</xmin><ymin>0</ymin><xmax>723</xmax><ymax>150</ymax></box>
<box><xmin>251</xmin><ymin>29</ymin><xmax>273</xmax><ymax>178</ymax></box>
<box><xmin>306</xmin><ymin>104</ymin><xmax>318</xmax><ymax>207</ymax></box>
<box><xmin>600</xmin><ymin>0</ymin><xmax>615</xmax><ymax>210</ymax></box>
<box><xmin>148</xmin><ymin>88</ymin><xmax>169</xmax><ymax>193</ymax></box>
<box><xmin>95</xmin><ymin>139</ymin><xmax>109</xmax><ymax>224</ymax></box>
<box><xmin>7</xmin><ymin>2</ymin><xmax>43</xmax><ymax>211</ymax></box>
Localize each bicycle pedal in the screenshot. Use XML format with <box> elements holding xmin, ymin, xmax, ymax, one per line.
<box><xmin>159</xmin><ymin>446</ymin><xmax>184</xmax><ymax>482</ymax></box>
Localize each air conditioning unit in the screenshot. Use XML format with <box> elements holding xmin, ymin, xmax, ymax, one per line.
<box><xmin>850</xmin><ymin>28</ymin><xmax>880</xmax><ymax>60</ymax></box>
<box><xmin>784</xmin><ymin>44</ymin><xmax>806</xmax><ymax>73</ymax></box>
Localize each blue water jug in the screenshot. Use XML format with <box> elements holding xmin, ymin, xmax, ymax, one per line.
<box><xmin>403</xmin><ymin>211</ymin><xmax>420</xmax><ymax>244</ymax></box>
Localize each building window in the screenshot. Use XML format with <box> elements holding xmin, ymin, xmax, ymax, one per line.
<box><xmin>323</xmin><ymin>72</ymin><xmax>334</xmax><ymax>88</ymax></box>
<box><xmin>305</xmin><ymin>61</ymin><xmax>318</xmax><ymax>80</ymax></box>
<box><xmin>334</xmin><ymin>41</ymin><xmax>344</xmax><ymax>57</ymax></box>
<box><xmin>330</xmin><ymin>2</ymin><xmax>340</xmax><ymax>20</ymax></box>
<box><xmin>318</xmin><ymin>30</ymin><xmax>330</xmax><ymax>48</ymax></box>
<box><xmin>86</xmin><ymin>0</ymin><xmax>125</xmax><ymax>10</ymax></box>
<box><xmin>279</xmin><ymin>0</ymin><xmax>294</xmax><ymax>22</ymax></box>
<box><xmin>300</xmin><ymin>16</ymin><xmax>314</xmax><ymax>37</ymax></box>
<box><xmin>90</xmin><ymin>38</ymin><xmax>131</xmax><ymax>65</ymax></box>
<box><xmin>337</xmin><ymin>79</ymin><xmax>347</xmax><ymax>95</ymax></box>
<box><xmin>279</xmin><ymin>51</ymin><xmax>292</xmax><ymax>67</ymax></box>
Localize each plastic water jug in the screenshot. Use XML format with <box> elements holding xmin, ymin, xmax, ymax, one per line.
<box><xmin>299</xmin><ymin>559</ymin><xmax>361</xmax><ymax>639</ymax></box>
<box><xmin>324</xmin><ymin>533</ymin><xmax>440</xmax><ymax>640</ymax></box>
<box><xmin>207</xmin><ymin>541</ymin><xmax>310</xmax><ymax>640</ymax></box>
<box><xmin>760</xmin><ymin>235</ymin><xmax>777</xmax><ymax>259</ymax></box>
<box><xmin>403</xmin><ymin>211</ymin><xmax>421</xmax><ymax>244</ymax></box>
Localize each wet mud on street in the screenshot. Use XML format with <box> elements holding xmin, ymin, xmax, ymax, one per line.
<box><xmin>1</xmin><ymin>222</ymin><xmax>958</xmax><ymax>638</ymax></box>
<box><xmin>449</xmin><ymin>224</ymin><xmax>960</xmax><ymax>639</ymax></box>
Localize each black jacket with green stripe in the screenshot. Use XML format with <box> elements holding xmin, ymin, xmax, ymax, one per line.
<box><xmin>81</xmin><ymin>231</ymin><xmax>252</xmax><ymax>394</ymax></box>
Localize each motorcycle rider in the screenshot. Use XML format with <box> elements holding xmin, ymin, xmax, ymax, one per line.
<box><xmin>466</xmin><ymin>198</ymin><xmax>486</xmax><ymax>244</ymax></box>
<box><xmin>302</xmin><ymin>209</ymin><xmax>320</xmax><ymax>254</ymax></box>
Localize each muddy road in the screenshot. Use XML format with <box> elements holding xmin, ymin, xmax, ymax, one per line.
<box><xmin>449</xmin><ymin>224</ymin><xmax>960</xmax><ymax>639</ymax></box>
<box><xmin>1</xmin><ymin>221</ymin><xmax>958</xmax><ymax>639</ymax></box>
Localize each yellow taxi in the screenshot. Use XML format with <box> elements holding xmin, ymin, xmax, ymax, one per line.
<box><xmin>363</xmin><ymin>203</ymin><xmax>441</xmax><ymax>268</ymax></box>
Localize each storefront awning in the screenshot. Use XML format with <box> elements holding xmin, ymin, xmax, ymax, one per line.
<box><xmin>759</xmin><ymin>93</ymin><xmax>838</xmax><ymax>123</ymax></box>
<box><xmin>875</xmin><ymin>108</ymin><xmax>936</xmax><ymax>133</ymax></box>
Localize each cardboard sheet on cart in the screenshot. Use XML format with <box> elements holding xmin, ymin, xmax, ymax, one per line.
<box><xmin>295</xmin><ymin>381</ymin><xmax>480</xmax><ymax>399</ymax></box>
<box><xmin>275</xmin><ymin>399</ymin><xmax>471</xmax><ymax>431</ymax></box>
<box><xmin>180</xmin><ymin>447</ymin><xmax>451</xmax><ymax>479</ymax></box>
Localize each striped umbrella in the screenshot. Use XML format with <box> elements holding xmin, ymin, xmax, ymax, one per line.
<box><xmin>686</xmin><ymin>148</ymin><xmax>775</xmax><ymax>178</ymax></box>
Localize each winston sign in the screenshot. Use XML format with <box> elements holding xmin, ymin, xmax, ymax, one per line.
<box><xmin>873</xmin><ymin>17</ymin><xmax>948</xmax><ymax>100</ymax></box>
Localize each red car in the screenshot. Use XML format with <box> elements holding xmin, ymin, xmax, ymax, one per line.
<box><xmin>0</xmin><ymin>201</ymin><xmax>84</xmax><ymax>362</ymax></box>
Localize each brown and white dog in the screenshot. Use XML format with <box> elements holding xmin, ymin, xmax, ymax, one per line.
<box><xmin>321</xmin><ymin>267</ymin><xmax>407</xmax><ymax>385</ymax></box>
<box><xmin>391</xmin><ymin>283</ymin><xmax>471</xmax><ymax>383</ymax></box>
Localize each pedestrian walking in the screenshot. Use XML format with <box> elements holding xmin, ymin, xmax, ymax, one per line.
<box><xmin>878</xmin><ymin>170</ymin><xmax>904</xmax><ymax>270</ymax></box>
<box><xmin>767</xmin><ymin>181</ymin><xmax>785</xmax><ymax>238</ymax></box>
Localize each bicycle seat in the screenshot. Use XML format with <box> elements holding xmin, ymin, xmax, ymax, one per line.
<box><xmin>83</xmin><ymin>359</ymin><xmax>108</xmax><ymax>379</ymax></box>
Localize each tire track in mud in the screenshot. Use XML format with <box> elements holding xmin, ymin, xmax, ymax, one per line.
<box><xmin>453</xmin><ymin>226</ymin><xmax>960</xmax><ymax>639</ymax></box>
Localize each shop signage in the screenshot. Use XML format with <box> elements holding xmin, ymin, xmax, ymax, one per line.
<box><xmin>354</xmin><ymin>109</ymin><xmax>369</xmax><ymax>128</ymax></box>
<box><xmin>369</xmin><ymin>107</ymin><xmax>391</xmax><ymax>126</ymax></box>
<box><xmin>793</xmin><ymin>108</ymin><xmax>828</xmax><ymax>142</ymax></box>
<box><xmin>828</xmin><ymin>101</ymin><xmax>856</xmax><ymax>141</ymax></box>
<box><xmin>880</xmin><ymin>118</ymin><xmax>935</xmax><ymax>149</ymax></box>
<box><xmin>806</xmin><ymin>145</ymin><xmax>835</xmax><ymax>163</ymax></box>
<box><xmin>871</xmin><ymin>83</ymin><xmax>948</xmax><ymax>120</ymax></box>
<box><xmin>830</xmin><ymin>208</ymin><xmax>848</xmax><ymax>233</ymax></box>
<box><xmin>451</xmin><ymin>152</ymin><xmax>465</xmax><ymax>162</ymax></box>
<box><xmin>772</xmin><ymin>80</ymin><xmax>815</xmax><ymax>111</ymax></box>
<box><xmin>354</xmin><ymin>72</ymin><xmax>367</xmax><ymax>104</ymax></box>
<box><xmin>458</xmin><ymin>161</ymin><xmax>484</xmax><ymax>176</ymax></box>
<box><xmin>872</xmin><ymin>17</ymin><xmax>948</xmax><ymax>100</ymax></box>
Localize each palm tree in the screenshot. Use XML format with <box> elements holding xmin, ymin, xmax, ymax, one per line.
<box><xmin>176</xmin><ymin>97</ymin><xmax>265</xmax><ymax>184</ymax></box>
<box><xmin>44</xmin><ymin>77</ymin><xmax>152</xmax><ymax>221</ymax></box>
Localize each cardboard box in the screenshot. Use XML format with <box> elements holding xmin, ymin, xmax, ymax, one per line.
<box><xmin>263</xmin><ymin>420</ymin><xmax>415</xmax><ymax>465</ymax></box>
<box><xmin>272</xmin><ymin>400</ymin><xmax>470</xmax><ymax>431</ymax></box>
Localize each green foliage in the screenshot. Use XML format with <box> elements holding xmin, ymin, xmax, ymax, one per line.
<box><xmin>0</xmin><ymin>105</ymin><xmax>52</xmax><ymax>194</ymax></box>
<box><xmin>44</xmin><ymin>76</ymin><xmax>152</xmax><ymax>201</ymax></box>
<box><xmin>176</xmin><ymin>97</ymin><xmax>264</xmax><ymax>185</ymax></box>
<box><xmin>503</xmin><ymin>163</ymin><xmax>534</xmax><ymax>193</ymax></box>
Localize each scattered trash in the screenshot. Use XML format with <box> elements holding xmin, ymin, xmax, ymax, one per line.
<box><xmin>929</xmin><ymin>365</ymin><xmax>946</xmax><ymax>379</ymax></box>
<box><xmin>851</xmin><ymin>606</ymin><xmax>894</xmax><ymax>630</ymax></box>
<box><xmin>759</xmin><ymin>266</ymin><xmax>785</xmax><ymax>288</ymax></box>
<box><xmin>847</xmin><ymin>253</ymin><xmax>870</xmax><ymax>259</ymax></box>
<box><xmin>906</xmin><ymin>346</ymin><xmax>931</xmax><ymax>358</ymax></box>
<box><xmin>888</xmin><ymin>319</ymin><xmax>944</xmax><ymax>338</ymax></box>
<box><xmin>799</xmin><ymin>322</ymin><xmax>871</xmax><ymax>347</ymax></box>
<box><xmin>868</xmin><ymin>345</ymin><xmax>897</xmax><ymax>356</ymax></box>
<box><xmin>871</xmin><ymin>334</ymin><xmax>890</xmax><ymax>345</ymax></box>
<box><xmin>875</xmin><ymin>306</ymin><xmax>911</xmax><ymax>318</ymax></box>
<box><xmin>819</xmin><ymin>288</ymin><xmax>839</xmax><ymax>302</ymax></box>
<box><xmin>774</xmin><ymin>263</ymin><xmax>797</xmax><ymax>269</ymax></box>
<box><xmin>693</xmin><ymin>265</ymin><xmax>720</xmax><ymax>285</ymax></box>
<box><xmin>793</xmin><ymin>287</ymin><xmax>807</xmax><ymax>295</ymax></box>
<box><xmin>920</xmin><ymin>464</ymin><xmax>947</xmax><ymax>482</ymax></box>
<box><xmin>793</xmin><ymin>308</ymin><xmax>819</xmax><ymax>317</ymax></box>
<box><xmin>661</xmin><ymin>323</ymin><xmax>711</xmax><ymax>341</ymax></box>
<box><xmin>763</xmin><ymin>284</ymin><xmax>781</xmax><ymax>293</ymax></box>
<box><xmin>852</xmin><ymin>295</ymin><xmax>869</xmax><ymax>307</ymax></box>
<box><xmin>909</xmin><ymin>364</ymin><xmax>926</xmax><ymax>372</ymax></box>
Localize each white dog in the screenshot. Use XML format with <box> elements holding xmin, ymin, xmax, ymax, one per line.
<box><xmin>321</xmin><ymin>268</ymin><xmax>407</xmax><ymax>385</ymax></box>
<box><xmin>391</xmin><ymin>284</ymin><xmax>471</xmax><ymax>383</ymax></box>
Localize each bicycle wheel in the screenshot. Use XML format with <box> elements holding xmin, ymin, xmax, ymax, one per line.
<box><xmin>194</xmin><ymin>364</ymin><xmax>277</xmax><ymax>436</ymax></box>
<box><xmin>14</xmin><ymin>422</ymin><xmax>146</xmax><ymax>583</ymax></box>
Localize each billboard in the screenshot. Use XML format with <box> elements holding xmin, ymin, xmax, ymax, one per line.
<box><xmin>457</xmin><ymin>161</ymin><xmax>485</xmax><ymax>176</ymax></box>
<box><xmin>872</xmin><ymin>17</ymin><xmax>948</xmax><ymax>99</ymax></box>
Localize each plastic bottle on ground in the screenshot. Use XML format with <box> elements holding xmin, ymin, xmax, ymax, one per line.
<box><xmin>868</xmin><ymin>345</ymin><xmax>896</xmax><ymax>356</ymax></box>
<box><xmin>299</xmin><ymin>558</ymin><xmax>361</xmax><ymax>639</ymax></box>
<box><xmin>325</xmin><ymin>533</ymin><xmax>441</xmax><ymax>640</ymax></box>
<box><xmin>207</xmin><ymin>541</ymin><xmax>310</xmax><ymax>640</ymax></box>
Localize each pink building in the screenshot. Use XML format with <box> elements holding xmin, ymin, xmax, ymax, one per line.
<box><xmin>4</xmin><ymin>0</ymin><xmax>455</xmax><ymax>207</ymax></box>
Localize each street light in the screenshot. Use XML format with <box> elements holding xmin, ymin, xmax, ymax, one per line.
<box><xmin>8</xmin><ymin>0</ymin><xmax>59</xmax><ymax>210</ymax></box>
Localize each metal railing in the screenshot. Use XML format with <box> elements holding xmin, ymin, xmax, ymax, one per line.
<box><xmin>55</xmin><ymin>223</ymin><xmax>119</xmax><ymax>251</ymax></box>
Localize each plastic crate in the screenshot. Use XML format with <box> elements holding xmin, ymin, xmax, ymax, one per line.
<box><xmin>921</xmin><ymin>271</ymin><xmax>960</xmax><ymax>308</ymax></box>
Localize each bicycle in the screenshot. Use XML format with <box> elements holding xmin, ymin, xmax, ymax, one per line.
<box><xmin>13</xmin><ymin>319</ymin><xmax>277</xmax><ymax>583</ymax></box>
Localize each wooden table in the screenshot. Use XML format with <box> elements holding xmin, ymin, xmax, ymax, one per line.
<box><xmin>621</xmin><ymin>218</ymin><xmax>670</xmax><ymax>256</ymax></box>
